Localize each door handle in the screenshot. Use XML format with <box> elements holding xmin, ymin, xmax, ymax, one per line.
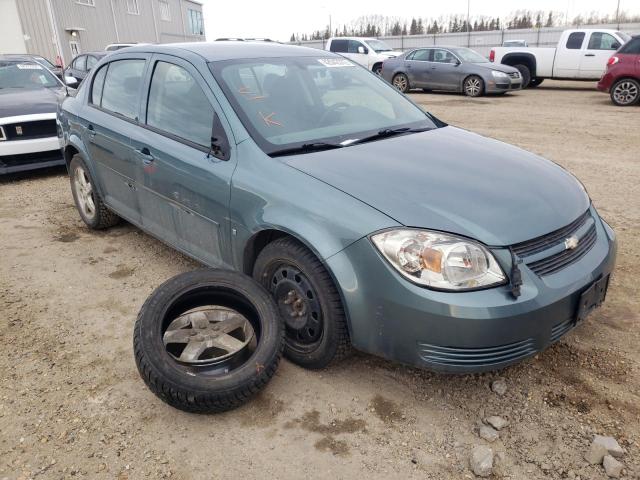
<box><xmin>584</xmin><ymin>53</ymin><xmax>596</xmax><ymax>57</ymax></box>
<box><xmin>135</xmin><ymin>147</ymin><xmax>154</xmax><ymax>164</ymax></box>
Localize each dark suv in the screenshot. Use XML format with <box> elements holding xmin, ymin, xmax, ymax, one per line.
<box><xmin>597</xmin><ymin>35</ymin><xmax>640</xmax><ymax>106</ymax></box>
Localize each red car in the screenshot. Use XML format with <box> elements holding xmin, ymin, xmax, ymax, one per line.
<box><xmin>597</xmin><ymin>35</ymin><xmax>640</xmax><ymax>106</ymax></box>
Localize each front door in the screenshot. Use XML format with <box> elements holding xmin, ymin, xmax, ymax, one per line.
<box><xmin>429</xmin><ymin>48</ymin><xmax>462</xmax><ymax>90</ymax></box>
<box><xmin>130</xmin><ymin>55</ymin><xmax>235</xmax><ymax>267</ymax></box>
<box><xmin>579</xmin><ymin>31</ymin><xmax>621</xmax><ymax>79</ymax></box>
<box><xmin>83</xmin><ymin>57</ymin><xmax>149</xmax><ymax>224</ymax></box>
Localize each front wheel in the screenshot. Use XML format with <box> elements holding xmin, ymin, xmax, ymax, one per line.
<box><xmin>513</xmin><ymin>64</ymin><xmax>531</xmax><ymax>88</ymax></box>
<box><xmin>69</xmin><ymin>155</ymin><xmax>119</xmax><ymax>229</ymax></box>
<box><xmin>253</xmin><ymin>237</ymin><xmax>350</xmax><ymax>369</ymax></box>
<box><xmin>610</xmin><ymin>79</ymin><xmax>640</xmax><ymax>106</ymax></box>
<box><xmin>392</xmin><ymin>73</ymin><xmax>410</xmax><ymax>93</ymax></box>
<box><xmin>463</xmin><ymin>75</ymin><xmax>484</xmax><ymax>97</ymax></box>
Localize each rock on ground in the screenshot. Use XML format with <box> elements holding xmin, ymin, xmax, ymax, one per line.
<box><xmin>470</xmin><ymin>445</ymin><xmax>494</xmax><ymax>478</ymax></box>
<box><xmin>603</xmin><ymin>455</ymin><xmax>623</xmax><ymax>478</ymax></box>
<box><xmin>491</xmin><ymin>378</ymin><xmax>507</xmax><ymax>396</ymax></box>
<box><xmin>479</xmin><ymin>425</ymin><xmax>499</xmax><ymax>443</ymax></box>
<box><xmin>593</xmin><ymin>435</ymin><xmax>625</xmax><ymax>458</ymax></box>
<box><xmin>485</xmin><ymin>416</ymin><xmax>509</xmax><ymax>431</ymax></box>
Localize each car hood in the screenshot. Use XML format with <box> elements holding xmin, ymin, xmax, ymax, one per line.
<box><xmin>378</xmin><ymin>51</ymin><xmax>403</xmax><ymax>58</ymax></box>
<box><xmin>282</xmin><ymin>126</ymin><xmax>590</xmax><ymax>246</ymax></box>
<box><xmin>0</xmin><ymin>87</ymin><xmax>64</xmax><ymax>118</ymax></box>
<box><xmin>475</xmin><ymin>62</ymin><xmax>519</xmax><ymax>74</ymax></box>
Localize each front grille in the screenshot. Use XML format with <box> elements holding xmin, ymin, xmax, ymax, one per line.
<box><xmin>2</xmin><ymin>120</ymin><xmax>57</xmax><ymax>141</ymax></box>
<box><xmin>0</xmin><ymin>149</ymin><xmax>62</xmax><ymax>168</ymax></box>
<box><xmin>550</xmin><ymin>319</ymin><xmax>574</xmax><ymax>343</ymax></box>
<box><xmin>417</xmin><ymin>338</ymin><xmax>536</xmax><ymax>368</ymax></box>
<box><xmin>508</xmin><ymin>72</ymin><xmax>520</xmax><ymax>79</ymax></box>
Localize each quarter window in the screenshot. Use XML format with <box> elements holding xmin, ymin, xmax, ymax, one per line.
<box><xmin>100</xmin><ymin>59</ymin><xmax>145</xmax><ymax>120</ymax></box>
<box><xmin>90</xmin><ymin>64</ymin><xmax>107</xmax><ymax>105</ymax></box>
<box><xmin>146</xmin><ymin>61</ymin><xmax>213</xmax><ymax>147</ymax></box>
<box><xmin>127</xmin><ymin>0</ymin><xmax>139</xmax><ymax>14</ymax></box>
<box><xmin>587</xmin><ymin>32</ymin><xmax>619</xmax><ymax>50</ymax></box>
<box><xmin>158</xmin><ymin>0</ymin><xmax>171</xmax><ymax>21</ymax></box>
<box><xmin>566</xmin><ymin>32</ymin><xmax>585</xmax><ymax>49</ymax></box>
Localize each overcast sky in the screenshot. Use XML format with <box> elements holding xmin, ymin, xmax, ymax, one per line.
<box><xmin>201</xmin><ymin>0</ymin><xmax>636</xmax><ymax>42</ymax></box>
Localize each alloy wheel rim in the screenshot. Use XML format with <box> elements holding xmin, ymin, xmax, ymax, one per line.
<box><xmin>613</xmin><ymin>81</ymin><xmax>638</xmax><ymax>105</ymax></box>
<box><xmin>163</xmin><ymin>306</ymin><xmax>254</xmax><ymax>365</ymax></box>
<box><xmin>393</xmin><ymin>75</ymin><xmax>407</xmax><ymax>91</ymax></box>
<box><xmin>74</xmin><ymin>166</ymin><xmax>96</xmax><ymax>219</ymax></box>
<box><xmin>465</xmin><ymin>78</ymin><xmax>481</xmax><ymax>96</ymax></box>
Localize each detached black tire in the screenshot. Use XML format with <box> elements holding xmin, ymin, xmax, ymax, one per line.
<box><xmin>253</xmin><ymin>237</ymin><xmax>350</xmax><ymax>369</ymax></box>
<box><xmin>134</xmin><ymin>269</ymin><xmax>284</xmax><ymax>413</ymax></box>
<box><xmin>513</xmin><ymin>64</ymin><xmax>531</xmax><ymax>88</ymax></box>
<box><xmin>69</xmin><ymin>155</ymin><xmax>119</xmax><ymax>229</ymax></box>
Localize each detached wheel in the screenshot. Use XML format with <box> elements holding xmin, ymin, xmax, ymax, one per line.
<box><xmin>253</xmin><ymin>237</ymin><xmax>350</xmax><ymax>369</ymax></box>
<box><xmin>392</xmin><ymin>73</ymin><xmax>410</xmax><ymax>93</ymax></box>
<box><xmin>513</xmin><ymin>64</ymin><xmax>531</xmax><ymax>88</ymax></box>
<box><xmin>463</xmin><ymin>75</ymin><xmax>484</xmax><ymax>97</ymax></box>
<box><xmin>610</xmin><ymin>79</ymin><xmax>640</xmax><ymax>106</ymax></box>
<box><xmin>69</xmin><ymin>155</ymin><xmax>119</xmax><ymax>229</ymax></box>
<box><xmin>528</xmin><ymin>77</ymin><xmax>544</xmax><ymax>88</ymax></box>
<box><xmin>133</xmin><ymin>269</ymin><xmax>284</xmax><ymax>413</ymax></box>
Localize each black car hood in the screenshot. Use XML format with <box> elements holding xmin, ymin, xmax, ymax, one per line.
<box><xmin>282</xmin><ymin>126</ymin><xmax>590</xmax><ymax>246</ymax></box>
<box><xmin>0</xmin><ymin>87</ymin><xmax>64</xmax><ymax>118</ymax></box>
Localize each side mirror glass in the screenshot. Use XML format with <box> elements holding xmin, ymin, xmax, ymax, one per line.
<box><xmin>64</xmin><ymin>75</ymin><xmax>78</xmax><ymax>86</ymax></box>
<box><xmin>357</xmin><ymin>46</ymin><xmax>366</xmax><ymax>54</ymax></box>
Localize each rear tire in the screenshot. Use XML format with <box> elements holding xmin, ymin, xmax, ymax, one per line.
<box><xmin>253</xmin><ymin>237</ymin><xmax>350</xmax><ymax>369</ymax></box>
<box><xmin>528</xmin><ymin>77</ymin><xmax>544</xmax><ymax>88</ymax></box>
<box><xmin>372</xmin><ymin>63</ymin><xmax>383</xmax><ymax>75</ymax></box>
<box><xmin>69</xmin><ymin>155</ymin><xmax>119</xmax><ymax>230</ymax></box>
<box><xmin>392</xmin><ymin>73</ymin><xmax>410</xmax><ymax>93</ymax></box>
<box><xmin>463</xmin><ymin>75</ymin><xmax>484</xmax><ymax>97</ymax></box>
<box><xmin>513</xmin><ymin>64</ymin><xmax>531</xmax><ymax>88</ymax></box>
<box><xmin>610</xmin><ymin>78</ymin><xmax>640</xmax><ymax>106</ymax></box>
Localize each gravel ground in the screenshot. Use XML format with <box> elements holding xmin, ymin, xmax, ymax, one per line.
<box><xmin>1</xmin><ymin>80</ymin><xmax>638</xmax><ymax>480</ymax></box>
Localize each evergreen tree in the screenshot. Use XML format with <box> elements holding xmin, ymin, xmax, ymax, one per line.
<box><xmin>545</xmin><ymin>11</ymin><xmax>554</xmax><ymax>27</ymax></box>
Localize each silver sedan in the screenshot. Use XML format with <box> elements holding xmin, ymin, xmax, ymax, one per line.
<box><xmin>381</xmin><ymin>46</ymin><xmax>522</xmax><ymax>97</ymax></box>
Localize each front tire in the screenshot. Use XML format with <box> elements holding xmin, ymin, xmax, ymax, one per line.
<box><xmin>463</xmin><ymin>75</ymin><xmax>484</xmax><ymax>97</ymax></box>
<box><xmin>610</xmin><ymin>78</ymin><xmax>640</xmax><ymax>106</ymax></box>
<box><xmin>253</xmin><ymin>237</ymin><xmax>350</xmax><ymax>369</ymax></box>
<box><xmin>392</xmin><ymin>73</ymin><xmax>410</xmax><ymax>93</ymax></box>
<box><xmin>69</xmin><ymin>155</ymin><xmax>119</xmax><ymax>229</ymax></box>
<box><xmin>513</xmin><ymin>64</ymin><xmax>531</xmax><ymax>88</ymax></box>
<box><xmin>528</xmin><ymin>77</ymin><xmax>544</xmax><ymax>88</ymax></box>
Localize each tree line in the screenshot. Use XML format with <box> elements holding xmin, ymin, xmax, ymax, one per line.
<box><xmin>291</xmin><ymin>10</ymin><xmax>640</xmax><ymax>42</ymax></box>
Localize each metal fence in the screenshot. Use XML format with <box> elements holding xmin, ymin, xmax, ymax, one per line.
<box><xmin>291</xmin><ymin>22</ymin><xmax>640</xmax><ymax>57</ymax></box>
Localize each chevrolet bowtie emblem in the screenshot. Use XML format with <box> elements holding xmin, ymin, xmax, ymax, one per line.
<box><xmin>564</xmin><ymin>236</ymin><xmax>579</xmax><ymax>250</ymax></box>
<box><xmin>15</xmin><ymin>126</ymin><xmax>23</xmax><ymax>136</ymax></box>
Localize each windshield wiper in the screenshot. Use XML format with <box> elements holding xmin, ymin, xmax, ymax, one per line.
<box><xmin>350</xmin><ymin>126</ymin><xmax>432</xmax><ymax>146</ymax></box>
<box><xmin>269</xmin><ymin>142</ymin><xmax>343</xmax><ymax>157</ymax></box>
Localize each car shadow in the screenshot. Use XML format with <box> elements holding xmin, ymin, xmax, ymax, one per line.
<box><xmin>0</xmin><ymin>165</ymin><xmax>67</xmax><ymax>185</ymax></box>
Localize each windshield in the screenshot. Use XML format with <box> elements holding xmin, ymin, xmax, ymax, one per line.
<box><xmin>366</xmin><ymin>39</ymin><xmax>393</xmax><ymax>52</ymax></box>
<box><xmin>449</xmin><ymin>47</ymin><xmax>488</xmax><ymax>63</ymax></box>
<box><xmin>34</xmin><ymin>56</ymin><xmax>56</xmax><ymax>68</ymax></box>
<box><xmin>210</xmin><ymin>56</ymin><xmax>437</xmax><ymax>154</ymax></box>
<box><xmin>0</xmin><ymin>61</ymin><xmax>60</xmax><ymax>89</ymax></box>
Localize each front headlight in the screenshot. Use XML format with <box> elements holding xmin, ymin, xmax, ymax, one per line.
<box><xmin>371</xmin><ymin>229</ymin><xmax>506</xmax><ymax>291</ymax></box>
<box><xmin>491</xmin><ymin>70</ymin><xmax>509</xmax><ymax>78</ymax></box>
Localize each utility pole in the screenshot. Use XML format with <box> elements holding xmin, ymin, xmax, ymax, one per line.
<box><xmin>466</xmin><ymin>0</ymin><xmax>471</xmax><ymax>47</ymax></box>
<box><xmin>616</xmin><ymin>0</ymin><xmax>621</xmax><ymax>29</ymax></box>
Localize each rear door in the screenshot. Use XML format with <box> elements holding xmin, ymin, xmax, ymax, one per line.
<box><xmin>404</xmin><ymin>49</ymin><xmax>431</xmax><ymax>87</ymax></box>
<box><xmin>83</xmin><ymin>56</ymin><xmax>149</xmax><ymax>223</ymax></box>
<box><xmin>130</xmin><ymin>54</ymin><xmax>235</xmax><ymax>266</ymax></box>
<box><xmin>579</xmin><ymin>32</ymin><xmax>622</xmax><ymax>79</ymax></box>
<box><xmin>429</xmin><ymin>48</ymin><xmax>462</xmax><ymax>90</ymax></box>
<box><xmin>554</xmin><ymin>31</ymin><xmax>586</xmax><ymax>78</ymax></box>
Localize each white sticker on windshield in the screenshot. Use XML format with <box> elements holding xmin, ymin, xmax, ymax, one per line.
<box><xmin>16</xmin><ymin>64</ymin><xmax>43</xmax><ymax>70</ymax></box>
<box><xmin>317</xmin><ymin>58</ymin><xmax>354</xmax><ymax>68</ymax></box>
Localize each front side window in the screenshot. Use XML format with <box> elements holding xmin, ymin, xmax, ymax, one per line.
<box><xmin>619</xmin><ymin>37</ymin><xmax>640</xmax><ymax>54</ymax></box>
<box><xmin>0</xmin><ymin>61</ymin><xmax>59</xmax><ymax>89</ymax></box>
<box><xmin>188</xmin><ymin>9</ymin><xmax>204</xmax><ymax>35</ymax></box>
<box><xmin>211</xmin><ymin>56</ymin><xmax>437</xmax><ymax>154</ymax></box>
<box><xmin>587</xmin><ymin>32</ymin><xmax>619</xmax><ymax>50</ymax></box>
<box><xmin>432</xmin><ymin>49</ymin><xmax>458</xmax><ymax>64</ymax></box>
<box><xmin>158</xmin><ymin>0</ymin><xmax>170</xmax><ymax>21</ymax></box>
<box><xmin>100</xmin><ymin>59</ymin><xmax>145</xmax><ymax>120</ymax></box>
<box><xmin>348</xmin><ymin>40</ymin><xmax>365</xmax><ymax>54</ymax></box>
<box><xmin>127</xmin><ymin>0</ymin><xmax>139</xmax><ymax>14</ymax></box>
<box><xmin>566</xmin><ymin>32</ymin><xmax>585</xmax><ymax>49</ymax></box>
<box><xmin>329</xmin><ymin>39</ymin><xmax>348</xmax><ymax>53</ymax></box>
<box><xmin>146</xmin><ymin>61</ymin><xmax>213</xmax><ymax>147</ymax></box>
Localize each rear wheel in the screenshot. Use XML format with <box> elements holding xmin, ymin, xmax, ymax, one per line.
<box><xmin>253</xmin><ymin>237</ymin><xmax>350</xmax><ymax>369</ymax></box>
<box><xmin>463</xmin><ymin>75</ymin><xmax>484</xmax><ymax>97</ymax></box>
<box><xmin>528</xmin><ymin>77</ymin><xmax>544</xmax><ymax>88</ymax></box>
<box><xmin>610</xmin><ymin>79</ymin><xmax>640</xmax><ymax>106</ymax></box>
<box><xmin>513</xmin><ymin>64</ymin><xmax>531</xmax><ymax>88</ymax></box>
<box><xmin>372</xmin><ymin>63</ymin><xmax>383</xmax><ymax>75</ymax></box>
<box><xmin>392</xmin><ymin>73</ymin><xmax>410</xmax><ymax>93</ymax></box>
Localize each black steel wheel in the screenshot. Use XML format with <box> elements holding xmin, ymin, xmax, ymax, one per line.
<box><xmin>253</xmin><ymin>237</ymin><xmax>350</xmax><ymax>369</ymax></box>
<box><xmin>133</xmin><ymin>269</ymin><xmax>283</xmax><ymax>413</ymax></box>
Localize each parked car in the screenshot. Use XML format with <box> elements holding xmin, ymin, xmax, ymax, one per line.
<box><xmin>2</xmin><ymin>53</ymin><xmax>63</xmax><ymax>79</ymax></box>
<box><xmin>382</xmin><ymin>46</ymin><xmax>522</xmax><ymax>96</ymax></box>
<box><xmin>0</xmin><ymin>57</ymin><xmax>67</xmax><ymax>174</ymax></box>
<box><xmin>58</xmin><ymin>42</ymin><xmax>616</xmax><ymax>374</ymax></box>
<box><xmin>64</xmin><ymin>52</ymin><xmax>110</xmax><ymax>87</ymax></box>
<box><xmin>326</xmin><ymin>37</ymin><xmax>402</xmax><ymax>74</ymax></box>
<box><xmin>597</xmin><ymin>35</ymin><xmax>640</xmax><ymax>106</ymax></box>
<box><xmin>105</xmin><ymin>43</ymin><xmax>138</xmax><ymax>51</ymax></box>
<box><xmin>490</xmin><ymin>28</ymin><xmax>631</xmax><ymax>87</ymax></box>
<box><xmin>502</xmin><ymin>40</ymin><xmax>528</xmax><ymax>47</ymax></box>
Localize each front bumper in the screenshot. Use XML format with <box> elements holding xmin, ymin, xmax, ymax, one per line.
<box><xmin>326</xmin><ymin>207</ymin><xmax>617</xmax><ymax>373</ymax></box>
<box><xmin>487</xmin><ymin>78</ymin><xmax>522</xmax><ymax>93</ymax></box>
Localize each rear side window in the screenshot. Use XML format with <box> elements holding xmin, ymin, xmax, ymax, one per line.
<box><xmin>146</xmin><ymin>61</ymin><xmax>213</xmax><ymax>147</ymax></box>
<box><xmin>329</xmin><ymin>39</ymin><xmax>348</xmax><ymax>53</ymax></box>
<box><xmin>90</xmin><ymin>64</ymin><xmax>107</xmax><ymax>105</ymax></box>
<box><xmin>410</xmin><ymin>49</ymin><xmax>431</xmax><ymax>61</ymax></box>
<box><xmin>566</xmin><ymin>32</ymin><xmax>585</xmax><ymax>49</ymax></box>
<box><xmin>100</xmin><ymin>59</ymin><xmax>145</xmax><ymax>120</ymax></box>
<box><xmin>73</xmin><ymin>55</ymin><xmax>86</xmax><ymax>71</ymax></box>
<box><xmin>619</xmin><ymin>37</ymin><xmax>640</xmax><ymax>54</ymax></box>
<box><xmin>587</xmin><ymin>32</ymin><xmax>619</xmax><ymax>50</ymax></box>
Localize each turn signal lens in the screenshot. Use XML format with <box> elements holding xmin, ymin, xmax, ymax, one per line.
<box><xmin>607</xmin><ymin>56</ymin><xmax>619</xmax><ymax>66</ymax></box>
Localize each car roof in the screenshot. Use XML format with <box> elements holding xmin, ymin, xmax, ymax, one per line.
<box><xmin>120</xmin><ymin>42</ymin><xmax>332</xmax><ymax>61</ymax></box>
<box><xmin>76</xmin><ymin>51</ymin><xmax>110</xmax><ymax>57</ymax></box>
<box><xmin>0</xmin><ymin>55</ymin><xmax>45</xmax><ymax>62</ymax></box>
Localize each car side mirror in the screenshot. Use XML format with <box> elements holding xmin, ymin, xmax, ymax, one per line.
<box><xmin>208</xmin><ymin>112</ymin><xmax>230</xmax><ymax>161</ymax></box>
<box><xmin>64</xmin><ymin>75</ymin><xmax>78</xmax><ymax>87</ymax></box>
<box><xmin>358</xmin><ymin>46</ymin><xmax>368</xmax><ymax>54</ymax></box>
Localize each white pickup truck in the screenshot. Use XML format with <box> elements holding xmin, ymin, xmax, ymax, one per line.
<box><xmin>489</xmin><ymin>28</ymin><xmax>631</xmax><ymax>87</ymax></box>
<box><xmin>325</xmin><ymin>37</ymin><xmax>403</xmax><ymax>74</ymax></box>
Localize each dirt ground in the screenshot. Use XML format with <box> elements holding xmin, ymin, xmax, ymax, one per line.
<box><xmin>1</xmin><ymin>80</ymin><xmax>639</xmax><ymax>480</ymax></box>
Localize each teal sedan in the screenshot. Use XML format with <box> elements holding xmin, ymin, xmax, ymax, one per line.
<box><xmin>58</xmin><ymin>42</ymin><xmax>616</xmax><ymax>373</ymax></box>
